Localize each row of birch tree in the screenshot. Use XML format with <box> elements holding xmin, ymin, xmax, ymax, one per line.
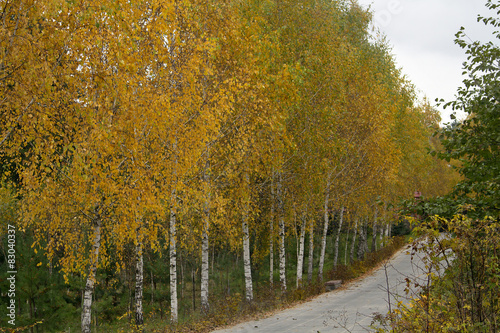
<box><xmin>0</xmin><ymin>0</ymin><xmax>458</xmax><ymax>331</ymax></box>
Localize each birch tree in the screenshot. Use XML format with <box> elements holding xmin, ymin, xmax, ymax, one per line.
<box><xmin>14</xmin><ymin>3</ymin><xmax>147</xmax><ymax>331</ymax></box>
<box><xmin>333</xmin><ymin>206</ymin><xmax>345</xmax><ymax>268</ymax></box>
<box><xmin>296</xmin><ymin>212</ymin><xmax>308</xmax><ymax>287</ymax></box>
<box><xmin>277</xmin><ymin>172</ymin><xmax>287</xmax><ymax>292</ymax></box>
<box><xmin>318</xmin><ymin>180</ymin><xmax>331</xmax><ymax>281</ymax></box>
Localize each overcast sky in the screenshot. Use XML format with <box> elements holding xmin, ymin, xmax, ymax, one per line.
<box><xmin>355</xmin><ymin>0</ymin><xmax>496</xmax><ymax>124</ymax></box>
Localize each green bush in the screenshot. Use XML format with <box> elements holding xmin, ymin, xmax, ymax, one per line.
<box><xmin>382</xmin><ymin>215</ymin><xmax>500</xmax><ymax>332</ymax></box>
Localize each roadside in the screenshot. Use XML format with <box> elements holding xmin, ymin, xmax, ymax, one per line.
<box><xmin>211</xmin><ymin>241</ymin><xmax>423</xmax><ymax>333</ymax></box>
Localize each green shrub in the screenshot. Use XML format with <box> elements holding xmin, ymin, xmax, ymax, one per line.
<box><xmin>381</xmin><ymin>215</ymin><xmax>500</xmax><ymax>332</ymax></box>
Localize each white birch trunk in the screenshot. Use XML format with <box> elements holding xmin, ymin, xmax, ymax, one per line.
<box><xmin>296</xmin><ymin>214</ymin><xmax>307</xmax><ymax>288</ymax></box>
<box><xmin>81</xmin><ymin>219</ymin><xmax>101</xmax><ymax>333</ymax></box>
<box><xmin>318</xmin><ymin>191</ymin><xmax>330</xmax><ymax>281</ymax></box>
<box><xmin>279</xmin><ymin>215</ymin><xmax>286</xmax><ymax>291</ymax></box>
<box><xmin>380</xmin><ymin>224</ymin><xmax>385</xmax><ymax>247</ymax></box>
<box><xmin>357</xmin><ymin>223</ymin><xmax>364</xmax><ymax>260</ymax></box>
<box><xmin>349</xmin><ymin>220</ymin><xmax>358</xmax><ymax>262</ymax></box>
<box><xmin>381</xmin><ymin>202</ymin><xmax>388</xmax><ymax>247</ymax></box>
<box><xmin>307</xmin><ymin>219</ymin><xmax>314</xmax><ymax>283</ymax></box>
<box><xmin>371</xmin><ymin>207</ymin><xmax>378</xmax><ymax>252</ymax></box>
<box><xmin>201</xmin><ymin>219</ymin><xmax>209</xmax><ymax>312</ymax></box>
<box><xmin>135</xmin><ymin>231</ymin><xmax>144</xmax><ymax>330</ymax></box>
<box><xmin>200</xmin><ymin>168</ymin><xmax>210</xmax><ymax>313</ymax></box>
<box><xmin>270</xmin><ymin>176</ymin><xmax>274</xmax><ymax>286</ymax></box>
<box><xmin>357</xmin><ymin>218</ymin><xmax>368</xmax><ymax>259</ymax></box>
<box><xmin>169</xmin><ymin>188</ymin><xmax>178</xmax><ymax>323</ymax></box>
<box><xmin>333</xmin><ymin>206</ymin><xmax>344</xmax><ymax>268</ymax></box>
<box><xmin>270</xmin><ymin>219</ymin><xmax>274</xmax><ymax>286</ymax></box>
<box><xmin>242</xmin><ymin>201</ymin><xmax>253</xmax><ymax>301</ymax></box>
<box><xmin>277</xmin><ymin>172</ymin><xmax>286</xmax><ymax>292</ymax></box>
<box><xmin>168</xmin><ymin>24</ymin><xmax>180</xmax><ymax>323</ymax></box>
<box><xmin>344</xmin><ymin>226</ymin><xmax>350</xmax><ymax>265</ymax></box>
<box><xmin>200</xmin><ymin>40</ymin><xmax>211</xmax><ymax>305</ymax></box>
<box><xmin>364</xmin><ymin>218</ymin><xmax>369</xmax><ymax>254</ymax></box>
<box><xmin>241</xmin><ymin>172</ymin><xmax>253</xmax><ymax>301</ymax></box>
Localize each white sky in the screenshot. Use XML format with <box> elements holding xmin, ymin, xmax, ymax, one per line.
<box><xmin>355</xmin><ymin>0</ymin><xmax>496</xmax><ymax>124</ymax></box>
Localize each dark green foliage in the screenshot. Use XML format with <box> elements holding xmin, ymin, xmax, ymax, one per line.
<box><xmin>435</xmin><ymin>0</ymin><xmax>500</xmax><ymax>218</ymax></box>
<box><xmin>391</xmin><ymin>220</ymin><xmax>411</xmax><ymax>236</ymax></box>
<box><xmin>382</xmin><ymin>216</ymin><xmax>500</xmax><ymax>332</ymax></box>
<box><xmin>0</xmin><ymin>231</ymin><xmax>80</xmax><ymax>332</ymax></box>
<box><xmin>399</xmin><ymin>196</ymin><xmax>458</xmax><ymax>221</ymax></box>
<box><xmin>388</xmin><ymin>5</ymin><xmax>500</xmax><ymax>329</ymax></box>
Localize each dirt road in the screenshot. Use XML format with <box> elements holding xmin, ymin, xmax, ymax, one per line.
<box><xmin>212</xmin><ymin>245</ymin><xmax>428</xmax><ymax>333</ymax></box>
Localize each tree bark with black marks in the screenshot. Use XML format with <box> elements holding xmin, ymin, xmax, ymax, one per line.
<box><xmin>81</xmin><ymin>217</ymin><xmax>102</xmax><ymax>333</ymax></box>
